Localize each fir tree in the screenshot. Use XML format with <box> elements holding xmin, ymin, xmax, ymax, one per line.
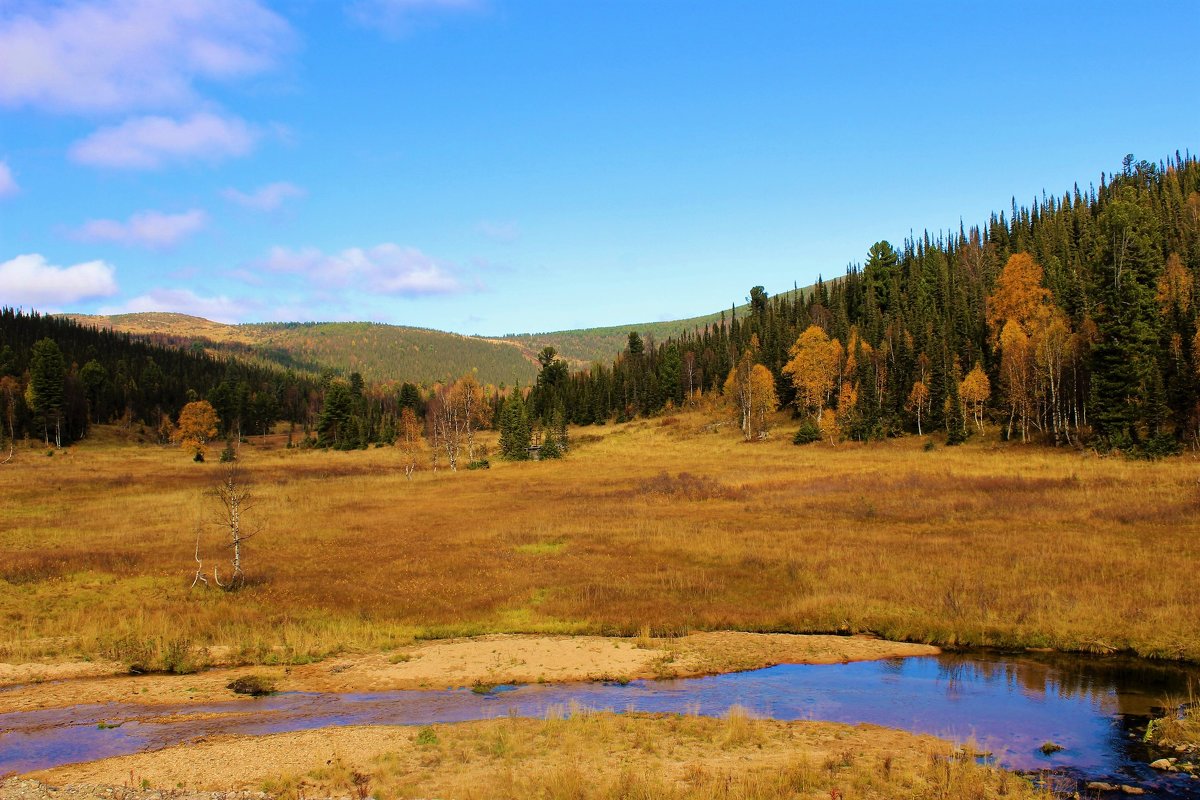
<box><xmin>499</xmin><ymin>391</ymin><xmax>531</xmax><ymax>460</ymax></box>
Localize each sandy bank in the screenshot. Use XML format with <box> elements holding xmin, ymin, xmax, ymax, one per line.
<box><xmin>0</xmin><ymin>632</ymin><xmax>937</xmax><ymax>714</ymax></box>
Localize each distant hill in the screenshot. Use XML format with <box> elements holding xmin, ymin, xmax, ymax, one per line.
<box><xmin>499</xmin><ymin>282</ymin><xmax>822</xmax><ymax>365</ymax></box>
<box><xmin>64</xmin><ymin>314</ymin><xmax>542</xmax><ymax>386</ymax></box>
<box><xmin>62</xmin><ymin>282</ymin><xmax>822</xmax><ymax>385</ymax></box>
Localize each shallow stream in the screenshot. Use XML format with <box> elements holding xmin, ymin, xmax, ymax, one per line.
<box><xmin>1</xmin><ymin>650</ymin><xmax>1197</xmax><ymax>797</ymax></box>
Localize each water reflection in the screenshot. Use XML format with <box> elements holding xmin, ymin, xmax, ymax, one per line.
<box><xmin>1</xmin><ymin>651</ymin><xmax>1197</xmax><ymax>797</ymax></box>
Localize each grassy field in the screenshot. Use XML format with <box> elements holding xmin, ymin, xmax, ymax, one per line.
<box><xmin>33</xmin><ymin>710</ymin><xmax>1045</xmax><ymax>800</ymax></box>
<box><xmin>1</xmin><ymin>412</ymin><xmax>1199</xmax><ymax>669</ymax></box>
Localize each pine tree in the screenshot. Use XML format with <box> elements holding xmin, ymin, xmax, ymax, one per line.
<box><xmin>27</xmin><ymin>338</ymin><xmax>65</xmax><ymax>446</ymax></box>
<box><xmin>1090</xmin><ymin>184</ymin><xmax>1166</xmax><ymax>450</ymax></box>
<box><xmin>317</xmin><ymin>380</ymin><xmax>354</xmax><ymax>448</ymax></box>
<box><xmin>499</xmin><ymin>391</ymin><xmax>531</xmax><ymax>460</ymax></box>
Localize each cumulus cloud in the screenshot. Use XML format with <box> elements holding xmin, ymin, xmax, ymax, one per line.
<box><xmin>258</xmin><ymin>243</ymin><xmax>463</xmax><ymax>295</ymax></box>
<box><xmin>0</xmin><ymin>253</ymin><xmax>118</xmax><ymax>307</ymax></box>
<box><xmin>99</xmin><ymin>288</ymin><xmax>251</xmax><ymax>323</ymax></box>
<box><xmin>71</xmin><ymin>208</ymin><xmax>208</xmax><ymax>249</ymax></box>
<box><xmin>69</xmin><ymin>112</ymin><xmax>259</xmax><ymax>169</ymax></box>
<box><xmin>0</xmin><ymin>0</ymin><xmax>292</xmax><ymax>114</ymax></box>
<box><xmin>222</xmin><ymin>181</ymin><xmax>305</xmax><ymax>211</ymax></box>
<box><xmin>0</xmin><ymin>160</ymin><xmax>17</xmax><ymax>197</ymax></box>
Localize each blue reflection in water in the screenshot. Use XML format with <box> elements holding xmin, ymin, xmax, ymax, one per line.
<box><xmin>1</xmin><ymin>653</ymin><xmax>1197</xmax><ymax>797</ymax></box>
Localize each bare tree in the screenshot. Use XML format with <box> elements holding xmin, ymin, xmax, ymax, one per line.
<box><xmin>0</xmin><ymin>376</ymin><xmax>18</xmax><ymax>465</ymax></box>
<box><xmin>397</xmin><ymin>407</ymin><xmax>424</xmax><ymax>480</ymax></box>
<box><xmin>428</xmin><ymin>385</ymin><xmax>463</xmax><ymax>470</ymax></box>
<box><xmin>190</xmin><ymin>521</ymin><xmax>208</xmax><ymax>588</ymax></box>
<box><xmin>451</xmin><ymin>373</ymin><xmax>491</xmax><ymax>463</ymax></box>
<box><xmin>213</xmin><ymin>460</ymin><xmax>257</xmax><ymax>590</ymax></box>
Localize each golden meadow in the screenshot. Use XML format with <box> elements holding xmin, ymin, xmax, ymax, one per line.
<box><xmin>2</xmin><ymin>412</ymin><xmax>1198</xmax><ymax>670</ymax></box>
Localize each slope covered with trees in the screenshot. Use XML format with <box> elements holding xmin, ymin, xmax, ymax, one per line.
<box><xmin>535</xmin><ymin>154</ymin><xmax>1200</xmax><ymax>455</ymax></box>
<box><xmin>66</xmin><ymin>314</ymin><xmax>541</xmax><ymax>387</ymax></box>
<box><xmin>501</xmin><ymin>284</ymin><xmax>820</xmax><ymax>367</ymax></box>
<box><xmin>0</xmin><ymin>310</ymin><xmax>317</xmax><ymax>448</ymax></box>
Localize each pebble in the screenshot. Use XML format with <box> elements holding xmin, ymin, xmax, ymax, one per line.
<box><xmin>1086</xmin><ymin>781</ymin><xmax>1117</xmax><ymax>792</ymax></box>
<box><xmin>0</xmin><ymin>780</ymin><xmax>279</xmax><ymax>800</ymax></box>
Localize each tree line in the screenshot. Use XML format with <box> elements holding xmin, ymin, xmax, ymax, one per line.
<box><xmin>539</xmin><ymin>153</ymin><xmax>1200</xmax><ymax>455</ymax></box>
<box><xmin>5</xmin><ymin>153</ymin><xmax>1197</xmax><ymax>461</ymax></box>
<box><xmin>0</xmin><ymin>310</ymin><xmax>318</xmax><ymax>450</ymax></box>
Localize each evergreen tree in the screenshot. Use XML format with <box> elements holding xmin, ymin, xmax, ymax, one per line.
<box><xmin>317</xmin><ymin>380</ymin><xmax>354</xmax><ymax>448</ymax></box>
<box><xmin>1089</xmin><ymin>184</ymin><xmax>1167</xmax><ymax>449</ymax></box>
<box><xmin>27</xmin><ymin>338</ymin><xmax>66</xmax><ymax>446</ymax></box>
<box><xmin>498</xmin><ymin>391</ymin><xmax>531</xmax><ymax>460</ymax></box>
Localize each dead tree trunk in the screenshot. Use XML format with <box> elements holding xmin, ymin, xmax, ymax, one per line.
<box><xmin>213</xmin><ymin>461</ymin><xmax>255</xmax><ymax>591</ymax></box>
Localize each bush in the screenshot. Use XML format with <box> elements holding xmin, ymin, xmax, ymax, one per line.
<box><xmin>416</xmin><ymin>726</ymin><xmax>439</xmax><ymax>746</ymax></box>
<box><xmin>792</xmin><ymin>420</ymin><xmax>820</xmax><ymax>445</ymax></box>
<box><xmin>466</xmin><ymin>459</ymin><xmax>490</xmax><ymax>470</ymax></box>
<box><xmin>539</xmin><ymin>437</ymin><xmax>563</xmax><ymax>459</ymax></box>
<box><xmin>227</xmin><ymin>674</ymin><xmax>278</xmax><ymax>696</ymax></box>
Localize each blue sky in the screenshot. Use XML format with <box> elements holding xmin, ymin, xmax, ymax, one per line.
<box><xmin>1</xmin><ymin>1</ymin><xmax>1198</xmax><ymax>335</ymax></box>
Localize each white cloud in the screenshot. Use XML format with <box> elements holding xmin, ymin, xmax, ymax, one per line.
<box><xmin>99</xmin><ymin>288</ymin><xmax>251</xmax><ymax>323</ymax></box>
<box><xmin>72</xmin><ymin>208</ymin><xmax>208</xmax><ymax>249</ymax></box>
<box><xmin>222</xmin><ymin>181</ymin><xmax>305</xmax><ymax>211</ymax></box>
<box><xmin>0</xmin><ymin>0</ymin><xmax>292</xmax><ymax>114</ymax></box>
<box><xmin>258</xmin><ymin>243</ymin><xmax>463</xmax><ymax>295</ymax></box>
<box><xmin>0</xmin><ymin>160</ymin><xmax>17</xmax><ymax>197</ymax></box>
<box><xmin>0</xmin><ymin>253</ymin><xmax>118</xmax><ymax>307</ymax></box>
<box><xmin>69</xmin><ymin>112</ymin><xmax>259</xmax><ymax>169</ymax></box>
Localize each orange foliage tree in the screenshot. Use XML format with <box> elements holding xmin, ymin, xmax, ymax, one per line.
<box><xmin>782</xmin><ymin>325</ymin><xmax>843</xmax><ymax>421</ymax></box>
<box><xmin>176</xmin><ymin>400</ymin><xmax>219</xmax><ymax>461</ymax></box>
<box><xmin>1157</xmin><ymin>252</ymin><xmax>1193</xmax><ymax>316</ymax></box>
<box><xmin>396</xmin><ymin>407</ymin><xmax>424</xmax><ymax>480</ymax></box>
<box><xmin>985</xmin><ymin>253</ymin><xmax>1049</xmax><ymax>342</ymax></box>
<box><xmin>724</xmin><ymin>351</ymin><xmax>778</xmax><ymax>441</ymax></box>
<box><xmin>986</xmin><ymin>252</ymin><xmax>1079</xmax><ymax>443</ymax></box>
<box><xmin>959</xmin><ymin>362</ymin><xmax>991</xmax><ymax>432</ymax></box>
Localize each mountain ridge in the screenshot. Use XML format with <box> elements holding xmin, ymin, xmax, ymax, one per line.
<box><xmin>61</xmin><ymin>281</ymin><xmax>821</xmax><ymax>385</ymax></box>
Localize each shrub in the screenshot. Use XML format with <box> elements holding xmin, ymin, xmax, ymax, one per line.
<box><xmin>793</xmin><ymin>420</ymin><xmax>821</xmax><ymax>445</ymax></box>
<box><xmin>227</xmin><ymin>674</ymin><xmax>278</xmax><ymax>696</ymax></box>
<box><xmin>466</xmin><ymin>459</ymin><xmax>490</xmax><ymax>470</ymax></box>
<box><xmin>540</xmin><ymin>437</ymin><xmax>563</xmax><ymax>459</ymax></box>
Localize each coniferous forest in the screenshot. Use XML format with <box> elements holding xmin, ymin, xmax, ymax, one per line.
<box><xmin>0</xmin><ymin>310</ymin><xmax>317</xmax><ymax>447</ymax></box>
<box><xmin>3</xmin><ymin>154</ymin><xmax>1199</xmax><ymax>458</ymax></box>
<box><xmin>531</xmin><ymin>154</ymin><xmax>1200</xmax><ymax>456</ymax></box>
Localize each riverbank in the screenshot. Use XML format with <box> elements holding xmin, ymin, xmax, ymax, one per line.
<box><xmin>0</xmin><ymin>632</ymin><xmax>937</xmax><ymax>713</ymax></box>
<box><xmin>20</xmin><ymin>713</ymin><xmax>1043</xmax><ymax>799</ymax></box>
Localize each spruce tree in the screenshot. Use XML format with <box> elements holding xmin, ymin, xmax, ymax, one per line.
<box><xmin>28</xmin><ymin>338</ymin><xmax>65</xmax><ymax>446</ymax></box>
<box><xmin>317</xmin><ymin>380</ymin><xmax>353</xmax><ymax>448</ymax></box>
<box><xmin>1089</xmin><ymin>185</ymin><xmax>1166</xmax><ymax>450</ymax></box>
<box><xmin>499</xmin><ymin>391</ymin><xmax>531</xmax><ymax>460</ymax></box>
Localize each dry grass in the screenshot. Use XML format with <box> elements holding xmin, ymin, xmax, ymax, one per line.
<box><xmin>36</xmin><ymin>711</ymin><xmax>1047</xmax><ymax>800</ymax></box>
<box><xmin>2</xmin><ymin>413</ymin><xmax>1199</xmax><ymax>669</ymax></box>
<box><xmin>285</xmin><ymin>713</ymin><xmax>1046</xmax><ymax>800</ymax></box>
<box><xmin>1147</xmin><ymin>684</ymin><xmax>1200</xmax><ymax>748</ymax></box>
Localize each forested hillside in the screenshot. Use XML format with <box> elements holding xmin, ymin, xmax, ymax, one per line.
<box><xmin>527</xmin><ymin>154</ymin><xmax>1200</xmax><ymax>454</ymax></box>
<box><xmin>501</xmin><ymin>285</ymin><xmax>820</xmax><ymax>366</ymax></box>
<box><xmin>0</xmin><ymin>310</ymin><xmax>316</xmax><ymax>447</ymax></box>
<box><xmin>67</xmin><ymin>314</ymin><xmax>541</xmax><ymax>387</ymax></box>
